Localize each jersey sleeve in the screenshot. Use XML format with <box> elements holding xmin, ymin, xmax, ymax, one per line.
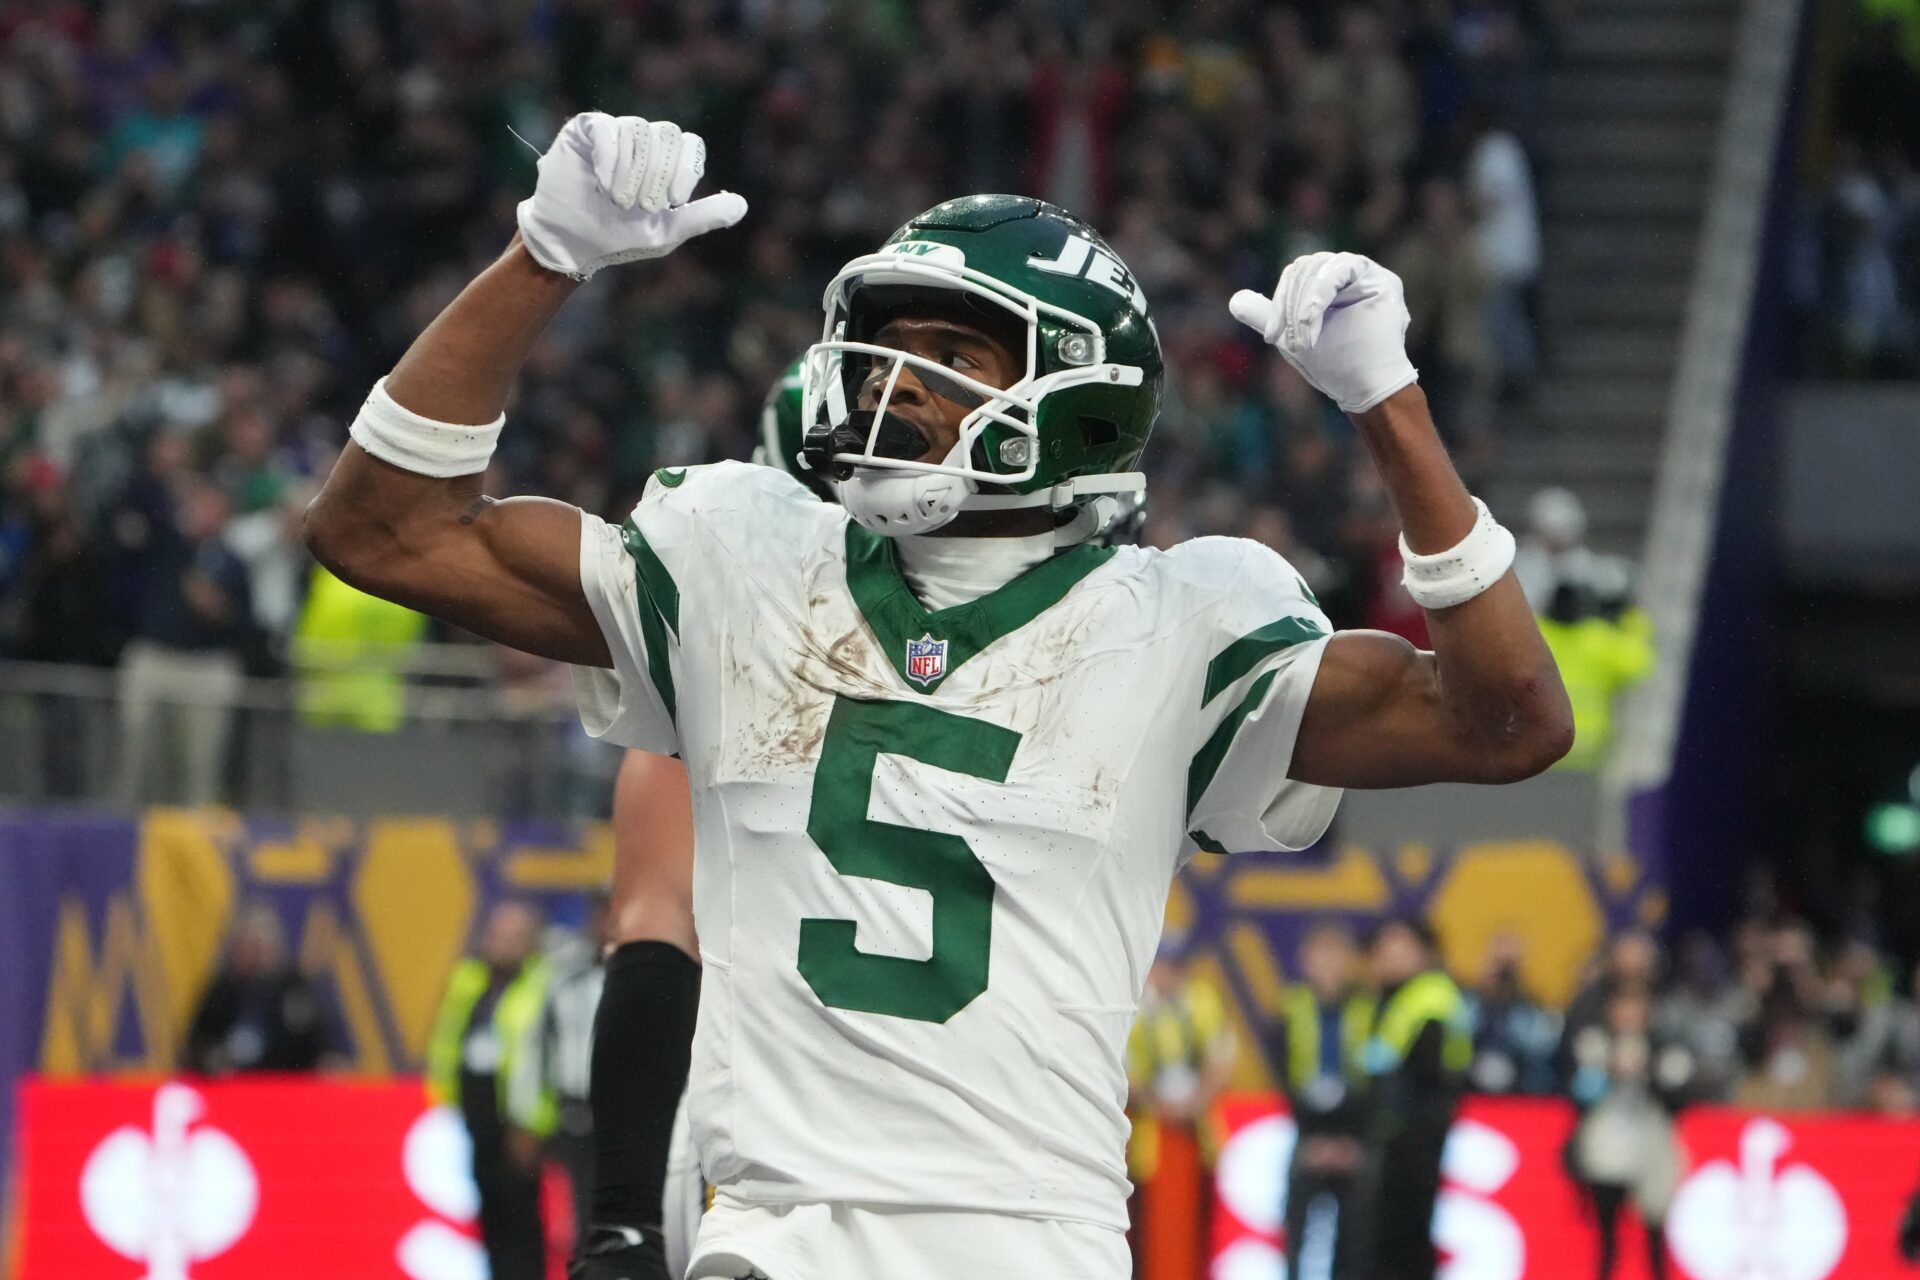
<box><xmin>1184</xmin><ymin>543</ymin><xmax>1342</xmax><ymax>857</ymax></box>
<box><xmin>570</xmin><ymin>467</ymin><xmax>710</xmax><ymax>755</ymax></box>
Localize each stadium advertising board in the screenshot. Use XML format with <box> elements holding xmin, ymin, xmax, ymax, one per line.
<box><xmin>14</xmin><ymin>1079</ymin><xmax>1920</xmax><ymax>1280</ymax></box>
<box><xmin>1212</xmin><ymin>1094</ymin><xmax>1920</xmax><ymax>1280</ymax></box>
<box><xmin>12</xmin><ymin>1078</ymin><xmax>490</xmax><ymax>1280</ymax></box>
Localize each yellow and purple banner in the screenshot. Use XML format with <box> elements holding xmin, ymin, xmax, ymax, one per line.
<box><xmin>0</xmin><ymin>811</ymin><xmax>1661</xmax><ymax>1162</ymax></box>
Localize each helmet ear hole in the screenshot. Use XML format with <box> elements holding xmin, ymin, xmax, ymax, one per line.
<box><xmin>1080</xmin><ymin>417</ymin><xmax>1119</xmax><ymax>449</ymax></box>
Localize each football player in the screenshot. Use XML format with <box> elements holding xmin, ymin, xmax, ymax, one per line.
<box><xmin>306</xmin><ymin>114</ymin><xmax>1569</xmax><ymax>1279</ymax></box>
<box><xmin>583</xmin><ymin>359</ymin><xmax>1146</xmax><ymax>1280</ymax></box>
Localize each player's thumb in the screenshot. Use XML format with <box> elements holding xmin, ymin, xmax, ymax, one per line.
<box><xmin>1293</xmin><ymin>273</ymin><xmax>1343</xmax><ymax>349</ymax></box>
<box><xmin>1228</xmin><ymin>290</ymin><xmax>1277</xmax><ymax>341</ymax></box>
<box><xmin>666</xmin><ymin>191</ymin><xmax>749</xmax><ymax>241</ymax></box>
<box><xmin>669</xmin><ymin>133</ymin><xmax>708</xmax><ymax>207</ymax></box>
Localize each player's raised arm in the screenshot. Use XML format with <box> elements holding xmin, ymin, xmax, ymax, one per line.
<box><xmin>303</xmin><ymin>114</ymin><xmax>745</xmax><ymax>666</ymax></box>
<box><xmin>1230</xmin><ymin>254</ymin><xmax>1573</xmax><ymax>787</ymax></box>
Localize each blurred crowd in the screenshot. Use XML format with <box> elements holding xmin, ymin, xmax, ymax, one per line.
<box><xmin>1125</xmin><ymin>911</ymin><xmax>1920</xmax><ymax>1277</ymax></box>
<box><xmin>1462</xmin><ymin>919</ymin><xmax>1920</xmax><ymax>1117</ymax></box>
<box><xmin>194</xmin><ymin>898</ymin><xmax>1920</xmax><ymax>1125</ymax></box>
<box><xmin>0</xmin><ymin>0</ymin><xmax>1557</xmax><ymax>757</ymax></box>
<box><xmin>1795</xmin><ymin>9</ymin><xmax>1920</xmax><ymax>377</ymax></box>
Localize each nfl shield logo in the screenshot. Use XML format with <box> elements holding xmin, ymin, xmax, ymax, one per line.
<box><xmin>905</xmin><ymin>633</ymin><xmax>948</xmax><ymax>686</ymax></box>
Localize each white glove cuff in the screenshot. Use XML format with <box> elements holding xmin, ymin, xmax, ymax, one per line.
<box><xmin>516</xmin><ymin>197</ymin><xmax>591</xmax><ymax>281</ymax></box>
<box><xmin>1338</xmin><ymin>357</ymin><xmax>1420</xmax><ymax>415</ymax></box>
<box><xmin>1399</xmin><ymin>497</ymin><xmax>1516</xmax><ymax>610</ymax></box>
<box><xmin>349</xmin><ymin>377</ymin><xmax>503</xmax><ymax>478</ymax></box>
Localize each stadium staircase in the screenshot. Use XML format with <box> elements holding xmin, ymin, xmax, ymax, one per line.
<box><xmin>1486</xmin><ymin>0</ymin><xmax>1744</xmax><ymax>555</ymax></box>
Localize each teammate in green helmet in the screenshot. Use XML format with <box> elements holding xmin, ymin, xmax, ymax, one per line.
<box><xmin>751</xmin><ymin>359</ymin><xmax>834</xmax><ymax>502</ymax></box>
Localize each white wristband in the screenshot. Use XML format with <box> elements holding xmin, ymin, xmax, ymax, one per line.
<box><xmin>1399</xmin><ymin>497</ymin><xmax>1516</xmax><ymax>610</ymax></box>
<box><xmin>348</xmin><ymin>377</ymin><xmax>503</xmax><ymax>478</ymax></box>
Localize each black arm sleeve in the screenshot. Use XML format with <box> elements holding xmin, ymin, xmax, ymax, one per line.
<box><xmin>587</xmin><ymin>941</ymin><xmax>700</xmax><ymax>1237</ymax></box>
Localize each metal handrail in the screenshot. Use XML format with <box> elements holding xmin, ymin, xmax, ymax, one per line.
<box><xmin>0</xmin><ymin>657</ymin><xmax>607</xmax><ymax>815</ymax></box>
<box><xmin>0</xmin><ymin>657</ymin><xmax>576</xmax><ymax>723</ymax></box>
<box><xmin>285</xmin><ymin>639</ymin><xmax>506</xmax><ymax>681</ymax></box>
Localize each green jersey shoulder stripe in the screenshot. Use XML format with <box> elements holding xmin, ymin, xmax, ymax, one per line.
<box><xmin>621</xmin><ymin>519</ymin><xmax>680</xmax><ymax>638</ymax></box>
<box><xmin>1186</xmin><ymin>669</ymin><xmax>1276</xmax><ymax>819</ymax></box>
<box><xmin>619</xmin><ymin>518</ymin><xmax>679</xmax><ymax>724</ymax></box>
<box><xmin>1202</xmin><ymin>616</ymin><xmax>1325</xmax><ymax>707</ymax></box>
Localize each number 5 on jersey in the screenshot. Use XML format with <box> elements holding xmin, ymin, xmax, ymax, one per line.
<box><xmin>799</xmin><ymin>697</ymin><xmax>1022</xmax><ymax>1023</ymax></box>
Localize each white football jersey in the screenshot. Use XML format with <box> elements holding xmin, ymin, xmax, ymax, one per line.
<box><xmin>574</xmin><ymin>462</ymin><xmax>1340</xmax><ymax>1230</ymax></box>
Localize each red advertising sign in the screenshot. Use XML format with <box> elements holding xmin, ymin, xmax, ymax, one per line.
<box><xmin>16</xmin><ymin>1079</ymin><xmax>1920</xmax><ymax>1279</ymax></box>
<box><xmin>1211</xmin><ymin>1094</ymin><xmax>1920</xmax><ymax>1280</ymax></box>
<box><xmin>13</xmin><ymin>1077</ymin><xmax>487</xmax><ymax>1279</ymax></box>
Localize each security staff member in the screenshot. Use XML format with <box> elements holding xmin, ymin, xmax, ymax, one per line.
<box><xmin>1269</xmin><ymin>922</ymin><xmax>1374</xmax><ymax>1280</ymax></box>
<box><xmin>1361</xmin><ymin>918</ymin><xmax>1471</xmax><ymax>1280</ymax></box>
<box><xmin>1125</xmin><ymin>950</ymin><xmax>1237</xmax><ymax>1280</ymax></box>
<box><xmin>428</xmin><ymin>900</ymin><xmax>552</xmax><ymax>1280</ymax></box>
<box><xmin>509</xmin><ymin>894</ymin><xmax>614</xmax><ymax>1240</ymax></box>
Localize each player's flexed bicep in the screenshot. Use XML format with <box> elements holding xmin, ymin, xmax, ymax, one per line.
<box><xmin>309</xmin><ymin>437</ymin><xmax>609</xmax><ymax>663</ymax></box>
<box><xmin>304</xmin><ymin>112</ymin><xmax>745</xmax><ymax>672</ymax></box>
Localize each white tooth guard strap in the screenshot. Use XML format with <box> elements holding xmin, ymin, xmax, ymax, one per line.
<box><xmin>349</xmin><ymin>376</ymin><xmax>503</xmax><ymax>478</ymax></box>
<box><xmin>962</xmin><ymin>472</ymin><xmax>1147</xmax><ymax>511</ymax></box>
<box><xmin>1398</xmin><ymin>496</ymin><xmax>1517</xmax><ymax>610</ymax></box>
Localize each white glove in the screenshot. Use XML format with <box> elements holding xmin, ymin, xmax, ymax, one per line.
<box><xmin>1229</xmin><ymin>252</ymin><xmax>1419</xmax><ymax>414</ymax></box>
<box><xmin>515</xmin><ymin>112</ymin><xmax>748</xmax><ymax>280</ymax></box>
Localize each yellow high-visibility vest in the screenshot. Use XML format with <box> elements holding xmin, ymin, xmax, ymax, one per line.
<box><xmin>1536</xmin><ymin>608</ymin><xmax>1654</xmax><ymax>769</ymax></box>
<box><xmin>1362</xmin><ymin>970</ymin><xmax>1472</xmax><ymax>1078</ymax></box>
<box><xmin>293</xmin><ymin>566</ymin><xmax>427</xmax><ymax>732</ymax></box>
<box><xmin>425</xmin><ymin>956</ymin><xmax>555</xmax><ymax>1135</ymax></box>
<box><xmin>1125</xmin><ymin>977</ymin><xmax>1232</xmax><ymax>1179</ymax></box>
<box><xmin>1280</xmin><ymin>986</ymin><xmax>1374</xmax><ymax>1091</ymax></box>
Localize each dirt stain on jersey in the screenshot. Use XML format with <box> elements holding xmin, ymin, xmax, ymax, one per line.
<box><xmin>730</xmin><ymin>669</ymin><xmax>832</xmax><ymax>776</ymax></box>
<box><xmin>739</xmin><ymin>690</ymin><xmax>830</xmax><ymax>774</ymax></box>
<box><xmin>727</xmin><ymin>623</ymin><xmax>887</xmax><ymax>777</ymax></box>
<box><xmin>791</xmin><ymin>624</ymin><xmax>889</xmax><ymax>701</ymax></box>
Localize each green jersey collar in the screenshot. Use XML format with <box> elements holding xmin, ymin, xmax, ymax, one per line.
<box><xmin>843</xmin><ymin>523</ymin><xmax>1114</xmax><ymax>694</ymax></box>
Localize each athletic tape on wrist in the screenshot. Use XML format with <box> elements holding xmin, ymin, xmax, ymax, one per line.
<box><xmin>1398</xmin><ymin>497</ymin><xmax>1517</xmax><ymax>610</ymax></box>
<box><xmin>348</xmin><ymin>377</ymin><xmax>503</xmax><ymax>478</ymax></box>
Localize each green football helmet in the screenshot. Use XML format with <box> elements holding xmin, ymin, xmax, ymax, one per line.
<box><xmin>751</xmin><ymin>359</ymin><xmax>836</xmax><ymax>501</ymax></box>
<box><xmin>801</xmin><ymin>194</ymin><xmax>1160</xmax><ymax>537</ymax></box>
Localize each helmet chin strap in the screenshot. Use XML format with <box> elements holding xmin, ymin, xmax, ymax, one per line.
<box><xmin>961</xmin><ymin>472</ymin><xmax>1147</xmax><ymax>511</ymax></box>
<box><xmin>841</xmin><ymin>464</ymin><xmax>1147</xmax><ymax>539</ymax></box>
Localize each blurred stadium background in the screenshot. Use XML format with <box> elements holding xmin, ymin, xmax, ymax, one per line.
<box><xmin>3</xmin><ymin>0</ymin><xmax>1920</xmax><ymax>1276</ymax></box>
